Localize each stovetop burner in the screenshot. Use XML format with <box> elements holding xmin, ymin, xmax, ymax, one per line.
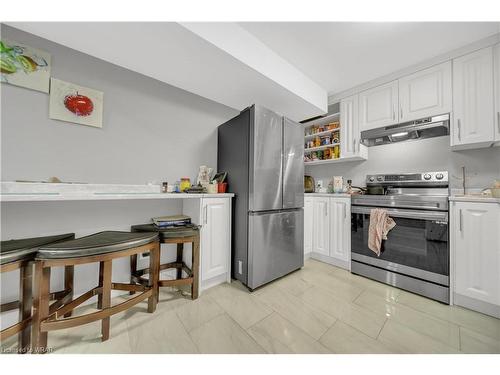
<box><xmin>351</xmin><ymin>171</ymin><xmax>449</xmax><ymax>211</ymax></box>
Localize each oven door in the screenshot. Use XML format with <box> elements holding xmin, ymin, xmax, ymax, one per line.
<box><xmin>351</xmin><ymin>206</ymin><xmax>449</xmax><ymax>286</ymax></box>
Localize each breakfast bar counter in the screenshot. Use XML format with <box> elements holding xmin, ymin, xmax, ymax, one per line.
<box><xmin>0</xmin><ymin>182</ymin><xmax>234</xmax><ymax>202</ymax></box>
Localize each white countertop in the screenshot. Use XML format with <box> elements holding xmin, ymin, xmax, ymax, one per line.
<box><xmin>449</xmin><ymin>195</ymin><xmax>500</xmax><ymax>203</ymax></box>
<box><xmin>305</xmin><ymin>193</ymin><xmax>351</xmax><ymax>198</ymax></box>
<box><xmin>0</xmin><ymin>182</ymin><xmax>234</xmax><ymax>202</ymax></box>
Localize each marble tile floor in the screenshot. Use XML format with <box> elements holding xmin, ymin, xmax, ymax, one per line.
<box><xmin>1</xmin><ymin>259</ymin><xmax>499</xmax><ymax>354</ymax></box>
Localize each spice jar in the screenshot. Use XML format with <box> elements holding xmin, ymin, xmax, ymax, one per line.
<box><xmin>180</xmin><ymin>178</ymin><xmax>191</xmax><ymax>192</ymax></box>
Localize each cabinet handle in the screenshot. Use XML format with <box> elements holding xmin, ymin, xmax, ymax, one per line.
<box><xmin>400</xmin><ymin>106</ymin><xmax>403</xmax><ymax>119</ymax></box>
<box><xmin>497</xmin><ymin>112</ymin><xmax>500</xmax><ymax>133</ymax></box>
<box><xmin>393</xmin><ymin>110</ymin><xmax>395</xmax><ymax>120</ymax></box>
<box><xmin>352</xmin><ymin>138</ymin><xmax>356</xmax><ymax>152</ymax></box>
<box><xmin>459</xmin><ymin>209</ymin><xmax>463</xmax><ymax>232</ymax></box>
<box><xmin>457</xmin><ymin>119</ymin><xmax>461</xmax><ymax>141</ymax></box>
<box><xmin>324</xmin><ymin>204</ymin><xmax>327</xmax><ymax>217</ymax></box>
<box><xmin>204</xmin><ymin>206</ymin><xmax>208</xmax><ymax>225</ymax></box>
<box><xmin>343</xmin><ymin>203</ymin><xmax>347</xmax><ymax>220</ymax></box>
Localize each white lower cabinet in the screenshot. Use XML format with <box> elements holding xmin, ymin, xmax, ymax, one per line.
<box><xmin>306</xmin><ymin>195</ymin><xmax>351</xmax><ymax>270</ymax></box>
<box><xmin>181</xmin><ymin>197</ymin><xmax>232</xmax><ymax>293</ymax></box>
<box><xmin>329</xmin><ymin>198</ymin><xmax>351</xmax><ymax>265</ymax></box>
<box><xmin>304</xmin><ymin>197</ymin><xmax>313</xmax><ymax>255</ymax></box>
<box><xmin>312</xmin><ymin>197</ymin><xmax>330</xmax><ymax>256</ymax></box>
<box><xmin>451</xmin><ymin>201</ymin><xmax>500</xmax><ymax>318</ymax></box>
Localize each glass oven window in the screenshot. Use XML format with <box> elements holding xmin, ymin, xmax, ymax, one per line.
<box><xmin>351</xmin><ymin>213</ymin><xmax>449</xmax><ymax>276</ymax></box>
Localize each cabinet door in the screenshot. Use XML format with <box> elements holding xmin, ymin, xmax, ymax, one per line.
<box><xmin>201</xmin><ymin>198</ymin><xmax>230</xmax><ymax>281</ymax></box>
<box><xmin>312</xmin><ymin>197</ymin><xmax>329</xmax><ymax>256</ymax></box>
<box><xmin>359</xmin><ymin>80</ymin><xmax>398</xmax><ymax>131</ymax></box>
<box><xmin>340</xmin><ymin>94</ymin><xmax>360</xmax><ymax>158</ymax></box>
<box><xmin>454</xmin><ymin>202</ymin><xmax>500</xmax><ymax>305</ymax></box>
<box><xmin>329</xmin><ymin>198</ymin><xmax>351</xmax><ymax>263</ymax></box>
<box><xmin>452</xmin><ymin>47</ymin><xmax>495</xmax><ymax>146</ymax></box>
<box><xmin>399</xmin><ymin>61</ymin><xmax>452</xmax><ymax>122</ymax></box>
<box><xmin>494</xmin><ymin>44</ymin><xmax>500</xmax><ymax>141</ymax></box>
<box><xmin>304</xmin><ymin>197</ymin><xmax>313</xmax><ymax>255</ymax></box>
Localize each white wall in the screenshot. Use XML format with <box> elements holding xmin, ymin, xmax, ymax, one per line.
<box><xmin>0</xmin><ymin>25</ymin><xmax>236</xmax><ymax>328</ymax></box>
<box><xmin>1</xmin><ymin>24</ymin><xmax>238</xmax><ymax>184</ymax></box>
<box><xmin>305</xmin><ymin>136</ymin><xmax>500</xmax><ymax>190</ymax></box>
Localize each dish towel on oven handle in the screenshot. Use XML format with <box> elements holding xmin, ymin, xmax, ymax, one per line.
<box><xmin>368</xmin><ymin>208</ymin><xmax>396</xmax><ymax>256</ymax></box>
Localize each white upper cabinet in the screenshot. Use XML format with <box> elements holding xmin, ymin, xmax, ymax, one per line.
<box><xmin>452</xmin><ymin>47</ymin><xmax>495</xmax><ymax>148</ymax></box>
<box><xmin>329</xmin><ymin>197</ymin><xmax>351</xmax><ymax>265</ymax></box>
<box><xmin>312</xmin><ymin>197</ymin><xmax>330</xmax><ymax>256</ymax></box>
<box><xmin>304</xmin><ymin>196</ymin><xmax>313</xmax><ymax>255</ymax></box>
<box><xmin>340</xmin><ymin>94</ymin><xmax>359</xmax><ymax>158</ymax></box>
<box><xmin>453</xmin><ymin>202</ymin><xmax>500</xmax><ymax>315</ymax></box>
<box><xmin>358</xmin><ymin>80</ymin><xmax>399</xmax><ymax>131</ymax></box>
<box><xmin>398</xmin><ymin>61</ymin><xmax>452</xmax><ymax>122</ymax></box>
<box><xmin>494</xmin><ymin>43</ymin><xmax>500</xmax><ymax>142</ymax></box>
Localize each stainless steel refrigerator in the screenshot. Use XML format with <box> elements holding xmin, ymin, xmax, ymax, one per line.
<box><xmin>217</xmin><ymin>104</ymin><xmax>304</xmax><ymax>290</ymax></box>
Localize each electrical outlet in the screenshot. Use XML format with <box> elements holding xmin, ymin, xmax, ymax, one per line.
<box><xmin>238</xmin><ymin>260</ymin><xmax>243</xmax><ymax>274</ymax></box>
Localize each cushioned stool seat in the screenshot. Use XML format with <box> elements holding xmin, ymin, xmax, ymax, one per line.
<box><xmin>0</xmin><ymin>233</ymin><xmax>75</xmax><ymax>354</ymax></box>
<box><xmin>37</xmin><ymin>231</ymin><xmax>158</xmax><ymax>259</ymax></box>
<box><xmin>1</xmin><ymin>233</ymin><xmax>74</xmax><ymax>265</ymax></box>
<box><xmin>130</xmin><ymin>224</ymin><xmax>199</xmax><ymax>239</ymax></box>
<box><xmin>130</xmin><ymin>224</ymin><xmax>200</xmax><ymax>300</ymax></box>
<box><xmin>31</xmin><ymin>231</ymin><xmax>160</xmax><ymax>353</ymax></box>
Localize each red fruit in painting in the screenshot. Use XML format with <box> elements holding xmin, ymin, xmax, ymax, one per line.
<box><xmin>64</xmin><ymin>93</ymin><xmax>94</xmax><ymax>116</ymax></box>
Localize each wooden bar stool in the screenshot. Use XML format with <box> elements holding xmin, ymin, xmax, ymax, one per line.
<box><xmin>0</xmin><ymin>233</ymin><xmax>74</xmax><ymax>354</ymax></box>
<box><xmin>130</xmin><ymin>224</ymin><xmax>200</xmax><ymax>300</ymax></box>
<box><xmin>31</xmin><ymin>231</ymin><xmax>160</xmax><ymax>354</ymax></box>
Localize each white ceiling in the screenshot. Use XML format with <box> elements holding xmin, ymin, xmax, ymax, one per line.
<box><xmin>8</xmin><ymin>22</ymin><xmax>500</xmax><ymax>121</ymax></box>
<box><xmin>7</xmin><ymin>22</ymin><xmax>327</xmax><ymax>121</ymax></box>
<box><xmin>239</xmin><ymin>22</ymin><xmax>500</xmax><ymax>95</ymax></box>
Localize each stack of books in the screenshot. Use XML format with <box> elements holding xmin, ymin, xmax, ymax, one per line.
<box><xmin>152</xmin><ymin>215</ymin><xmax>191</xmax><ymax>228</ymax></box>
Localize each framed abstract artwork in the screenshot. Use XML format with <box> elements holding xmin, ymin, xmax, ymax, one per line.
<box><xmin>0</xmin><ymin>39</ymin><xmax>51</xmax><ymax>93</ymax></box>
<box><xmin>49</xmin><ymin>78</ymin><xmax>104</xmax><ymax>128</ymax></box>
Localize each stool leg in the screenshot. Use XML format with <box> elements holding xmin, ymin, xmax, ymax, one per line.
<box><xmin>63</xmin><ymin>265</ymin><xmax>74</xmax><ymax>318</ymax></box>
<box><xmin>148</xmin><ymin>242</ymin><xmax>160</xmax><ymax>313</ymax></box>
<box><xmin>129</xmin><ymin>254</ymin><xmax>137</xmax><ymax>295</ymax></box>
<box><xmin>18</xmin><ymin>262</ymin><xmax>33</xmax><ymax>354</ymax></box>
<box><xmin>191</xmin><ymin>236</ymin><xmax>200</xmax><ymax>300</ymax></box>
<box><xmin>32</xmin><ymin>262</ymin><xmax>50</xmax><ymax>353</ymax></box>
<box><xmin>176</xmin><ymin>243</ymin><xmax>183</xmax><ymax>279</ymax></box>
<box><xmin>100</xmin><ymin>260</ymin><xmax>112</xmax><ymax>341</ymax></box>
<box><xmin>97</xmin><ymin>261</ymin><xmax>104</xmax><ymax>309</ymax></box>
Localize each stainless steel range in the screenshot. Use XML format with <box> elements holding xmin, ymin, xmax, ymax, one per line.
<box><xmin>350</xmin><ymin>171</ymin><xmax>450</xmax><ymax>304</ymax></box>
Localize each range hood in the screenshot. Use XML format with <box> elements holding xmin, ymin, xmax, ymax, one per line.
<box><xmin>361</xmin><ymin>114</ymin><xmax>450</xmax><ymax>147</ymax></box>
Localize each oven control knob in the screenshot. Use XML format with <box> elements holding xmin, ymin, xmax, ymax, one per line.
<box><xmin>423</xmin><ymin>173</ymin><xmax>432</xmax><ymax>180</ymax></box>
<box><xmin>436</xmin><ymin>173</ymin><xmax>444</xmax><ymax>180</ymax></box>
<box><xmin>377</xmin><ymin>176</ymin><xmax>383</xmax><ymax>181</ymax></box>
<box><xmin>369</xmin><ymin>177</ymin><xmax>375</xmax><ymax>182</ymax></box>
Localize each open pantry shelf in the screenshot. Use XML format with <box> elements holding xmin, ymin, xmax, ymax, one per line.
<box><xmin>302</xmin><ymin>112</ymin><xmax>340</xmax><ymax>128</ymax></box>
<box><xmin>304</xmin><ymin>129</ymin><xmax>338</xmax><ymax>139</ymax></box>
<box><xmin>304</xmin><ymin>154</ymin><xmax>367</xmax><ymax>166</ymax></box>
<box><xmin>304</xmin><ymin>143</ymin><xmax>340</xmax><ymax>153</ymax></box>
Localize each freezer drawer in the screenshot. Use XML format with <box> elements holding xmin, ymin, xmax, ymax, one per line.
<box><xmin>248</xmin><ymin>209</ymin><xmax>304</xmax><ymax>289</ymax></box>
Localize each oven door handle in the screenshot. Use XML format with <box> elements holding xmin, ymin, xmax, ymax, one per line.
<box><xmin>351</xmin><ymin>206</ymin><xmax>448</xmax><ymax>222</ymax></box>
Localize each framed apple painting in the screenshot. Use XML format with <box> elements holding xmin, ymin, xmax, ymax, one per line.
<box><xmin>49</xmin><ymin>78</ymin><xmax>103</xmax><ymax>128</ymax></box>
